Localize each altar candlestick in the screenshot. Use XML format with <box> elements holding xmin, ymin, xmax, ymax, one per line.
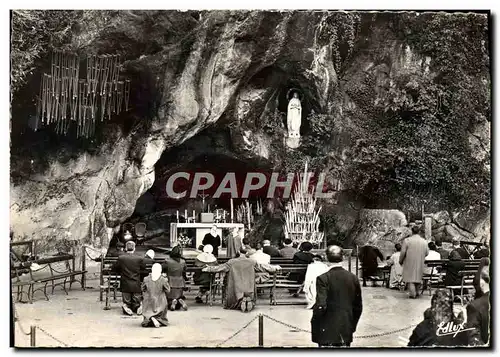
<box><xmin>230</xmin><ymin>198</ymin><xmax>234</xmax><ymax>223</ymax></box>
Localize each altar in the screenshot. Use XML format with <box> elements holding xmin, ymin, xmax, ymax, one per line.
<box><xmin>169</xmin><ymin>223</ymin><xmax>245</xmax><ymax>248</ymax></box>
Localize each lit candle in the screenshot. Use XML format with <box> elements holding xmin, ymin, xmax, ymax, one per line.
<box><xmin>185</xmin><ymin>210</ymin><xmax>187</xmax><ymax>220</ymax></box>
<box><xmin>193</xmin><ymin>210</ymin><xmax>195</xmax><ymax>222</ymax></box>
<box><xmin>230</xmin><ymin>198</ymin><xmax>234</xmax><ymax>222</ymax></box>
<box><xmin>176</xmin><ymin>210</ymin><xmax>179</xmax><ymax>222</ymax></box>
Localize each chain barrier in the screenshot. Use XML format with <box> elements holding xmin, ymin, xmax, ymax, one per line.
<box><xmin>83</xmin><ymin>245</ymin><xmax>104</xmax><ymax>261</ymax></box>
<box><xmin>261</xmin><ymin>314</ymin><xmax>311</xmax><ymax>333</ymax></box>
<box><xmin>13</xmin><ymin>303</ymin><xmax>31</xmax><ymax>336</ymax></box>
<box><xmin>36</xmin><ymin>326</ymin><xmax>70</xmax><ymax>347</ymax></box>
<box><xmin>13</xmin><ymin>301</ymin><xmax>69</xmax><ymax>347</ymax></box>
<box><xmin>260</xmin><ymin>313</ymin><xmax>418</xmax><ymax>339</ymax></box>
<box><xmin>354</xmin><ymin>323</ymin><xmax>418</xmax><ymax>339</ymax></box>
<box><xmin>216</xmin><ymin>315</ymin><xmax>259</xmax><ymax>347</ymax></box>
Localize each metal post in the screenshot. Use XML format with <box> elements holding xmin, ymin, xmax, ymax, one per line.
<box><xmin>30</xmin><ymin>326</ymin><xmax>36</xmax><ymax>347</ymax></box>
<box><xmin>258</xmin><ymin>314</ymin><xmax>264</xmax><ymax>347</ymax></box>
<box><xmin>99</xmin><ymin>255</ymin><xmax>104</xmax><ymax>302</ymax></box>
<box><xmin>424</xmin><ymin>216</ymin><xmax>432</xmax><ymax>241</ymax></box>
<box><xmin>81</xmin><ymin>246</ymin><xmax>86</xmax><ymax>289</ymax></box>
<box><xmin>355</xmin><ymin>245</ymin><xmax>359</xmax><ymax>277</ymax></box>
<box><xmin>71</xmin><ymin>241</ymin><xmax>76</xmax><ymax>285</ymax></box>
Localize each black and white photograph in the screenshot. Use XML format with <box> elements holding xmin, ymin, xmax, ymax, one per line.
<box><xmin>8</xmin><ymin>7</ymin><xmax>491</xmax><ymax>348</ymax></box>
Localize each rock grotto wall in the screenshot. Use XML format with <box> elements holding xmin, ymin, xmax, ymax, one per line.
<box><xmin>10</xmin><ymin>11</ymin><xmax>490</xmax><ymax>252</ymax></box>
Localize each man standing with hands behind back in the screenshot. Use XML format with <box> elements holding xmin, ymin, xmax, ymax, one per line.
<box><xmin>399</xmin><ymin>225</ymin><xmax>429</xmax><ymax>299</ymax></box>
<box><xmin>311</xmin><ymin>245</ymin><xmax>363</xmax><ymax>347</ymax></box>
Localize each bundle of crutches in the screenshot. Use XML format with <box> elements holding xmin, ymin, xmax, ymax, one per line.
<box><xmin>36</xmin><ymin>51</ymin><xmax>131</xmax><ymax>137</ymax></box>
<box><xmin>283</xmin><ymin>161</ymin><xmax>324</xmax><ymax>247</ymax></box>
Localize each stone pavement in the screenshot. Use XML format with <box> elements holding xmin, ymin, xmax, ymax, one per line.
<box><xmin>13</xmin><ymin>277</ymin><xmax>434</xmax><ymax>348</ymax></box>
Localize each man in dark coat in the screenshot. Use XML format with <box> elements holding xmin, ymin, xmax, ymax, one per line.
<box><xmin>467</xmin><ymin>268</ymin><xmax>490</xmax><ymax>346</ymax></box>
<box><xmin>473</xmin><ymin>243</ymin><xmax>490</xmax><ymax>259</ymax></box>
<box><xmin>291</xmin><ymin>241</ymin><xmax>316</xmax><ymax>284</ymax></box>
<box><xmin>262</xmin><ymin>240</ymin><xmax>281</xmax><ymax>258</ymax></box>
<box><xmin>202</xmin><ymin>225</ymin><xmax>221</xmax><ymax>257</ymax></box>
<box><xmin>311</xmin><ymin>245</ymin><xmax>363</xmax><ymax>347</ymax></box>
<box><xmin>443</xmin><ymin>250</ymin><xmax>466</xmax><ymax>298</ymax></box>
<box><xmin>451</xmin><ymin>238</ymin><xmax>469</xmax><ymax>259</ymax></box>
<box><xmin>435</xmin><ymin>239</ymin><xmax>450</xmax><ymax>260</ymax></box>
<box><xmin>358</xmin><ymin>239</ymin><xmax>384</xmax><ymax>287</ymax></box>
<box><xmin>113</xmin><ymin>241</ymin><xmax>145</xmax><ymax>315</ymax></box>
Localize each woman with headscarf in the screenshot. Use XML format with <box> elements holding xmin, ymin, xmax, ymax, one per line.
<box><xmin>141</xmin><ymin>263</ymin><xmax>170</xmax><ymax>328</ymax></box>
<box><xmin>162</xmin><ymin>245</ymin><xmax>188</xmax><ymax>311</ymax></box>
<box><xmin>408</xmin><ymin>289</ymin><xmax>466</xmax><ymax>346</ymax></box>
<box><xmin>193</xmin><ymin>244</ymin><xmax>217</xmax><ymax>304</ymax></box>
<box><xmin>443</xmin><ymin>250</ymin><xmax>466</xmax><ymax>299</ymax></box>
<box><xmin>473</xmin><ymin>257</ymin><xmax>490</xmax><ymax>299</ymax></box>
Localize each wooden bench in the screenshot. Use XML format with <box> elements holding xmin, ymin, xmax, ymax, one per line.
<box><xmin>11</xmin><ymin>254</ymin><xmax>86</xmax><ymax>303</ymax></box>
<box><xmin>446</xmin><ymin>270</ymin><xmax>476</xmax><ymax>306</ymax></box>
<box><xmin>423</xmin><ymin>260</ymin><xmax>480</xmax><ymax>296</ymax></box>
<box><xmin>100</xmin><ymin>256</ymin><xmax>227</xmax><ymax>309</ymax></box>
<box><xmin>357</xmin><ymin>264</ymin><xmax>390</xmax><ymax>287</ymax></box>
<box><xmin>265</xmin><ymin>265</ymin><xmax>308</xmax><ymax>305</ymax></box>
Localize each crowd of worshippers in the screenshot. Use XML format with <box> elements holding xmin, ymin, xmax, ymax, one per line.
<box><xmin>111</xmin><ymin>226</ymin><xmax>326</xmax><ymax>327</ymax></box>
<box><xmin>111</xmin><ymin>225</ymin><xmax>489</xmax><ymax>347</ymax></box>
<box><xmin>357</xmin><ymin>225</ymin><xmax>490</xmax><ymax>347</ymax></box>
<box><xmin>358</xmin><ymin>226</ymin><xmax>490</xmax><ymax>300</ymax></box>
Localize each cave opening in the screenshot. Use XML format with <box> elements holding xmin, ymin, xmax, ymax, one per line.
<box><xmin>111</xmin><ymin>127</ymin><xmax>282</xmax><ymax>253</ymax></box>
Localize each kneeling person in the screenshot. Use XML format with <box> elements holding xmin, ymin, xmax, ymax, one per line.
<box><xmin>203</xmin><ymin>253</ymin><xmax>281</xmax><ymax>312</ymax></box>
<box><xmin>112</xmin><ymin>241</ymin><xmax>144</xmax><ymax>315</ymax></box>
<box><xmin>193</xmin><ymin>244</ymin><xmax>218</xmax><ymax>303</ymax></box>
<box><xmin>141</xmin><ymin>263</ymin><xmax>170</xmax><ymax>328</ymax></box>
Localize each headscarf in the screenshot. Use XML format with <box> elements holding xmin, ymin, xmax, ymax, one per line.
<box><xmin>170</xmin><ymin>245</ymin><xmax>183</xmax><ymax>262</ymax></box>
<box><xmin>125</xmin><ymin>241</ymin><xmax>135</xmax><ymax>252</ymax></box>
<box><xmin>145</xmin><ymin>249</ymin><xmax>155</xmax><ymax>260</ymax></box>
<box><xmin>123</xmin><ymin>230</ymin><xmax>133</xmax><ymax>242</ymax></box>
<box><xmin>151</xmin><ymin>263</ymin><xmax>162</xmax><ymax>282</ymax></box>
<box><xmin>430</xmin><ymin>289</ymin><xmax>454</xmax><ymax>327</ymax></box>
<box><xmin>197</xmin><ymin>244</ymin><xmax>217</xmax><ymax>264</ymax></box>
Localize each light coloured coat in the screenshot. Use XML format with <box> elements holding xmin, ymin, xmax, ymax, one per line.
<box><xmin>399</xmin><ymin>235</ymin><xmax>429</xmax><ymax>283</ymax></box>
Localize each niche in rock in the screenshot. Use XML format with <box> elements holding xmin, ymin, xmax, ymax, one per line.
<box><xmin>277</xmin><ymin>82</ymin><xmax>318</xmax><ymax>137</ymax></box>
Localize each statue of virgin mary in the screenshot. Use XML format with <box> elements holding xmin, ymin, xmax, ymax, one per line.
<box><xmin>287</xmin><ymin>92</ymin><xmax>302</xmax><ymax>138</ymax></box>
